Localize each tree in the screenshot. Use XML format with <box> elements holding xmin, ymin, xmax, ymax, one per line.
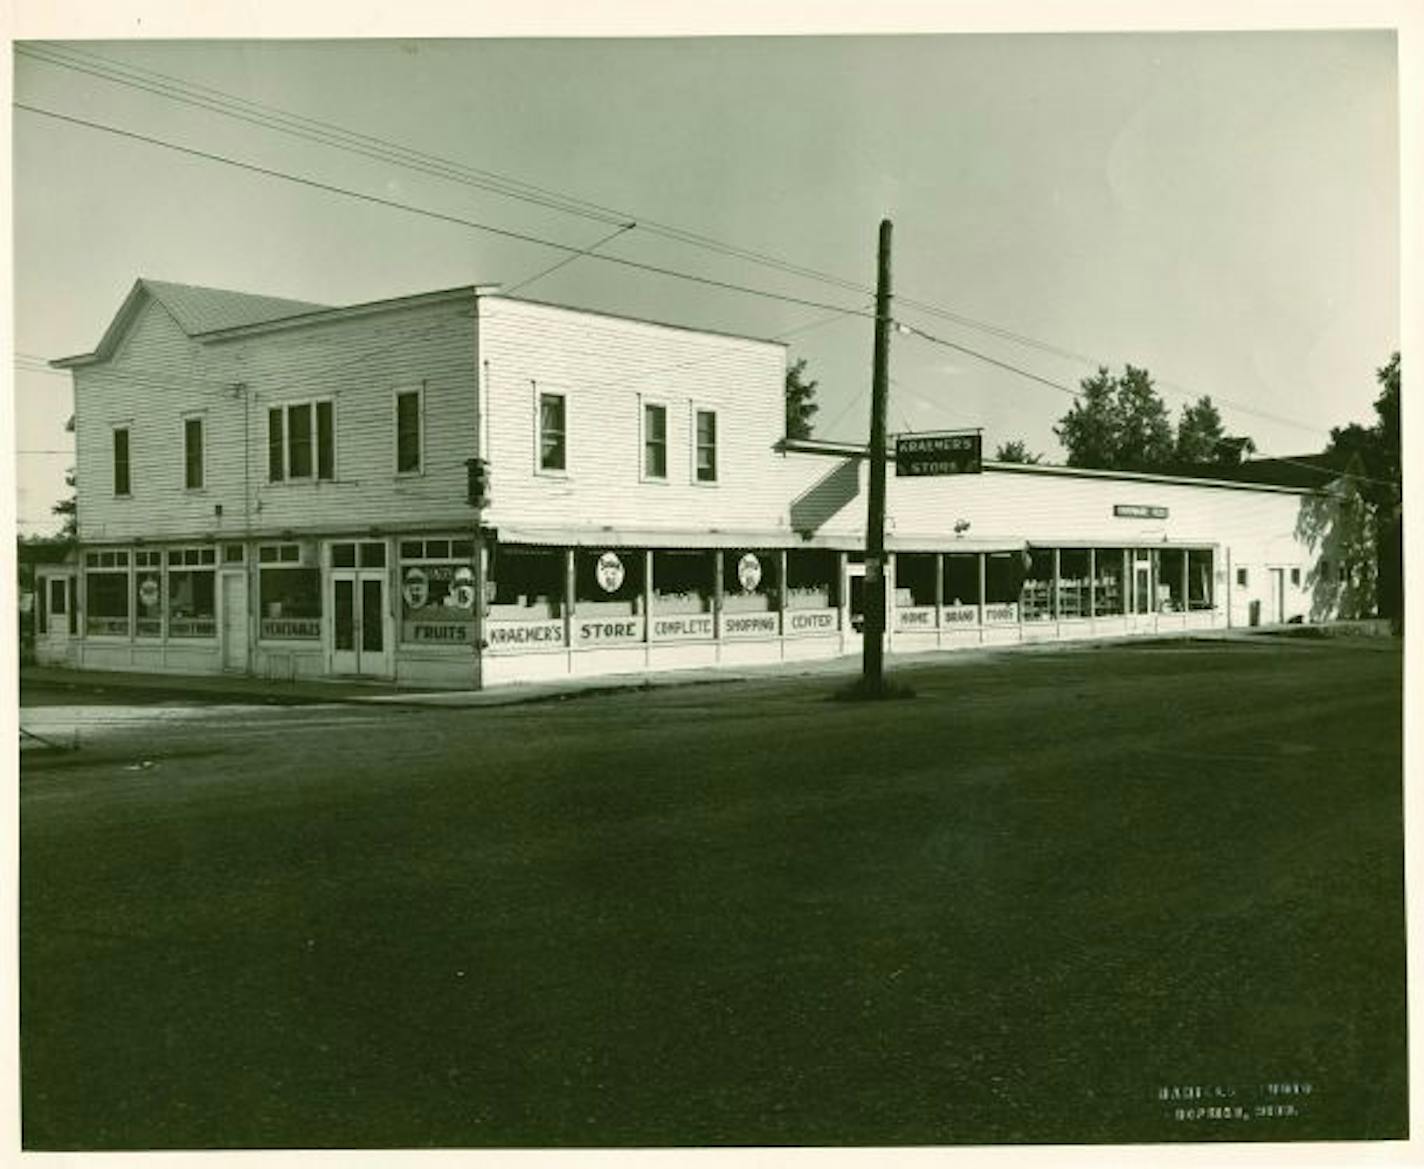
<box><xmin>993</xmin><ymin>439</ymin><xmax>1042</xmax><ymax>465</ymax></box>
<box><xmin>51</xmin><ymin>414</ymin><xmax>76</xmax><ymax>541</ymax></box>
<box><xmin>1056</xmin><ymin>367</ymin><xmax>1254</xmax><ymax>472</ymax></box>
<box><xmin>784</xmin><ymin>358</ymin><xmax>819</xmax><ymax>441</ymax></box>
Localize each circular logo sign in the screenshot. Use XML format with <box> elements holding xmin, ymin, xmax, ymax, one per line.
<box><xmin>595</xmin><ymin>551</ymin><xmax>625</xmax><ymax>593</ymax></box>
<box><xmin>402</xmin><ymin>567</ymin><xmax>429</xmax><ymax>610</ymax></box>
<box><xmin>138</xmin><ymin>576</ymin><xmax>160</xmax><ymax>608</ymax></box>
<box><xmin>452</xmin><ymin>565</ymin><xmax>476</xmax><ymax>610</ymax></box>
<box><xmin>737</xmin><ymin>553</ymin><xmax>762</xmax><ymax>593</ymax></box>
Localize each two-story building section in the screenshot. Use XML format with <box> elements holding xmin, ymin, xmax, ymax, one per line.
<box><xmin>33</xmin><ymin>278</ymin><xmax>1346</xmax><ymax>689</ymax></box>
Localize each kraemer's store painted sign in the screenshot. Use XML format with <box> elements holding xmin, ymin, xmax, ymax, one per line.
<box><xmin>895</xmin><ymin>432</ymin><xmax>983</xmax><ymax>477</ymax></box>
<box><xmin>573</xmin><ymin>615</ymin><xmax>646</xmax><ymax>647</ymax></box>
<box><xmin>784</xmin><ymin>607</ymin><xmax>839</xmax><ymax>637</ymax></box>
<box><xmin>486</xmin><ymin>618</ymin><xmax>565</xmax><ymax>652</ymax></box>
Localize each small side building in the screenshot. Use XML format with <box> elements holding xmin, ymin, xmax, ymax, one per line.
<box><xmin>35</xmin><ymin>278</ymin><xmax>1343</xmax><ymax>688</ymax></box>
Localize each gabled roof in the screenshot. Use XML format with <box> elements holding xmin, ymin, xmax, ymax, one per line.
<box><xmin>142</xmin><ymin>280</ymin><xmax>327</xmax><ymax>335</ymax></box>
<box><xmin>51</xmin><ymin>278</ymin><xmax>329</xmax><ymax>367</ymax></box>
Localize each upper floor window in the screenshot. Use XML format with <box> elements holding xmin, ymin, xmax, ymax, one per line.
<box><xmin>184</xmin><ymin>416</ymin><xmax>204</xmax><ymax>489</ymax></box>
<box><xmin>643</xmin><ymin>402</ymin><xmax>668</xmax><ymax>480</ymax></box>
<box><xmin>539</xmin><ymin>392</ymin><xmax>566</xmax><ymax>472</ymax></box>
<box><xmin>268</xmin><ymin>399</ymin><xmax>334</xmax><ymax>483</ymax></box>
<box><xmin>395</xmin><ymin>388</ymin><xmax>422</xmax><ymax>474</ymax></box>
<box><xmin>694</xmin><ymin>408</ymin><xmax>718</xmax><ymax>483</ymax></box>
<box><xmin>113</xmin><ymin>426</ymin><xmax>131</xmax><ymax>496</ymax></box>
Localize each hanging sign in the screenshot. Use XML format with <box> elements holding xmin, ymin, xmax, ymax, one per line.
<box><xmin>736</xmin><ymin>553</ymin><xmax>762</xmax><ymax>593</ymax></box>
<box><xmin>895</xmin><ymin>433</ymin><xmax>983</xmax><ymax>476</ymax></box>
<box><xmin>595</xmin><ymin>551</ymin><xmax>626</xmax><ymax>593</ymax></box>
<box><xmin>1114</xmin><ymin>504</ymin><xmax>1169</xmax><ymax>519</ymax></box>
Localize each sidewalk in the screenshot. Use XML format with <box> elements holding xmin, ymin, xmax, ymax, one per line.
<box><xmin>18</xmin><ymin>624</ymin><xmax>1348</xmax><ymax>712</ymax></box>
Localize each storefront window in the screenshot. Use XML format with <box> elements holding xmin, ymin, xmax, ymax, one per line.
<box><xmin>399</xmin><ymin>537</ymin><xmax>478</xmax><ymax>645</ymax></box>
<box><xmin>1058</xmin><ymin>549</ymin><xmax>1091</xmax><ymax>619</ymax></box>
<box><xmin>168</xmin><ymin>570</ymin><xmax>216</xmax><ymax>638</ymax></box>
<box><xmin>894</xmin><ymin>553</ymin><xmax>937</xmax><ymax>608</ymax></box>
<box><xmin>942</xmin><ymin>554</ymin><xmax>980</xmax><ymax>607</ymax></box>
<box><xmin>1187</xmin><ymin>549</ymin><xmax>1215</xmax><ymax>610</ymax></box>
<box><xmin>260</xmin><ymin>568</ymin><xmax>322</xmax><ymax>640</ymax></box>
<box><xmin>721</xmin><ymin>550</ymin><xmax>778</xmax><ymax>613</ymax></box>
<box><xmin>575</xmin><ymin>549</ymin><xmax>644</xmax><ymax>616</ymax></box>
<box><xmin>85</xmin><ymin>570</ymin><xmax>130</xmax><ymax>637</ymax></box>
<box><xmin>1158</xmin><ymin>548</ymin><xmax>1188</xmax><ymax>613</ymax></box>
<box><xmin>1020</xmin><ymin>549</ymin><xmax>1055</xmax><ymax>621</ymax></box>
<box><xmin>134</xmin><ymin>551</ymin><xmax>163</xmax><ymax>638</ymax></box>
<box><xmin>487</xmin><ymin>544</ymin><xmax>562</xmax><ymax>621</ymax></box>
<box><xmin>1094</xmin><ymin>549</ymin><xmax>1126</xmax><ymax>616</ymax></box>
<box><xmin>785</xmin><ymin>550</ymin><xmax>839</xmax><ymax>609</ymax></box>
<box><xmin>652</xmin><ymin>550</ymin><xmax>713</xmax><ymax>614</ymax></box>
<box><xmin>984</xmin><ymin>552</ymin><xmax>1025</xmax><ymax>607</ymax></box>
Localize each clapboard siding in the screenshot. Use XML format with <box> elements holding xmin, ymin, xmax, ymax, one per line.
<box><xmin>479</xmin><ymin>297</ymin><xmax>789</xmax><ymax>535</ymax></box>
<box><xmin>76</xmin><ymin>297</ymin><xmax>244</xmax><ymax>543</ymax></box>
<box><xmin>76</xmin><ymin>291</ymin><xmax>480</xmax><ymax>541</ymax></box>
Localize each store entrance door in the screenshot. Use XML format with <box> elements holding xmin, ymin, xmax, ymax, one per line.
<box><xmin>221</xmin><ymin>572</ymin><xmax>248</xmax><ymax>671</ymax></box>
<box><xmin>330</xmin><ymin>541</ymin><xmax>391</xmax><ymax>677</ymax></box>
<box><xmin>1269</xmin><ymin>568</ymin><xmax>1286</xmax><ymax>624</ymax></box>
<box><xmin>1133</xmin><ymin>554</ymin><xmax>1153</xmax><ymax>615</ymax></box>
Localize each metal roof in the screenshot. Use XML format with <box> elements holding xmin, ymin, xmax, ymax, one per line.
<box><xmin>141</xmin><ymin>280</ymin><xmax>329</xmax><ymax>335</ymax></box>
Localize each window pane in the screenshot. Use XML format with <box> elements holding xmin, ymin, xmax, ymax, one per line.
<box><xmin>317</xmin><ymin>401</ymin><xmax>335</xmax><ymax>480</ymax></box>
<box><xmin>696</xmin><ymin>410</ymin><xmax>717</xmax><ymax>482</ymax></box>
<box><xmin>259</xmin><ymin>568</ymin><xmax>322</xmax><ymax>639</ymax></box>
<box><xmin>224</xmin><ymin>543</ymin><xmax>245</xmax><ymax>563</ymax></box>
<box><xmin>288</xmin><ymin>403</ymin><xmax>313</xmax><ymax>479</ymax></box>
<box><xmin>332</xmin><ymin>543</ymin><xmax>357</xmax><ymax>568</ymax></box>
<box><xmin>113</xmin><ymin>428</ymin><xmax>130</xmax><ymax>495</ymax></box>
<box><xmin>359</xmin><ymin>542</ymin><xmax>386</xmax><ymax>568</ymax></box>
<box><xmin>86</xmin><ymin>573</ymin><xmax>130</xmax><ymax>635</ymax></box>
<box><xmin>50</xmin><ymin>578</ymin><xmax>67</xmax><ymax>615</ymax></box>
<box><xmin>540</xmin><ymin>393</ymin><xmax>566</xmax><ymax>471</ymax></box>
<box><xmin>644</xmin><ymin>404</ymin><xmax>667</xmax><ymax>478</ymax></box>
<box><xmin>185</xmin><ymin>417</ymin><xmax>203</xmax><ymax>489</ymax></box>
<box><xmin>268</xmin><ymin>409</ymin><xmax>284</xmax><ymax>481</ymax></box>
<box><xmin>168</xmin><ymin>570</ymin><xmax>216</xmax><ymax>637</ymax></box>
<box><xmin>396</xmin><ymin>392</ymin><xmax>420</xmax><ymax>473</ymax></box>
<box><xmin>135</xmin><ymin>570</ymin><xmax>163</xmax><ymax>637</ymax></box>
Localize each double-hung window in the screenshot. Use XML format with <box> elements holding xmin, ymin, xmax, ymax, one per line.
<box><xmin>268</xmin><ymin>400</ymin><xmax>334</xmax><ymax>482</ymax></box>
<box><xmin>694</xmin><ymin>408</ymin><xmax>718</xmax><ymax>483</ymax></box>
<box><xmin>395</xmin><ymin>388</ymin><xmax>422</xmax><ymax>474</ymax></box>
<box><xmin>539</xmin><ymin>391</ymin><xmax>566</xmax><ymax>473</ymax></box>
<box><xmin>113</xmin><ymin>426</ymin><xmax>131</xmax><ymax>496</ymax></box>
<box><xmin>184</xmin><ymin>416</ymin><xmax>204</xmax><ymax>489</ymax></box>
<box><xmin>643</xmin><ymin>402</ymin><xmax>668</xmax><ymax>480</ymax></box>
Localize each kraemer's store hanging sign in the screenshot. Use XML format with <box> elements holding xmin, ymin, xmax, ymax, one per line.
<box><xmin>895</xmin><ymin>432</ymin><xmax>983</xmax><ymax>476</ymax></box>
<box><xmin>1114</xmin><ymin>504</ymin><xmax>1169</xmax><ymax>519</ymax></box>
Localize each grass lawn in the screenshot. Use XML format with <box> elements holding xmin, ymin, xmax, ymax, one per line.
<box><xmin>20</xmin><ymin>639</ymin><xmax>1406</xmax><ymax>1148</ymax></box>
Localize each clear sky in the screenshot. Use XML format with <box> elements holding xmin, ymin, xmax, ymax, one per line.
<box><xmin>11</xmin><ymin>21</ymin><xmax>1402</xmax><ymax>535</ymax></box>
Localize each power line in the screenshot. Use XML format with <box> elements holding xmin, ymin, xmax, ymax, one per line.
<box><xmin>15</xmin><ymin>101</ymin><xmax>875</xmax><ymax>322</ymax></box>
<box><xmin>503</xmin><ymin>221</ymin><xmax>637</xmax><ymax>296</ymax></box>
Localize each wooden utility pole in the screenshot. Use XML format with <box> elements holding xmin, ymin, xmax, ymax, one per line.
<box><xmin>862</xmin><ymin>218</ymin><xmax>893</xmax><ymax>691</ymax></box>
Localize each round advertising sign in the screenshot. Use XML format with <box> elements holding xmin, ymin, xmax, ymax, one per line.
<box><xmin>452</xmin><ymin>565</ymin><xmax>476</xmax><ymax>610</ymax></box>
<box><xmin>138</xmin><ymin>576</ymin><xmax>160</xmax><ymax>608</ymax></box>
<box><xmin>736</xmin><ymin>553</ymin><xmax>762</xmax><ymax>593</ymax></box>
<box><xmin>595</xmin><ymin>551</ymin><xmax>625</xmax><ymax>593</ymax></box>
<box><xmin>402</xmin><ymin>567</ymin><xmax>430</xmax><ymax>609</ymax></box>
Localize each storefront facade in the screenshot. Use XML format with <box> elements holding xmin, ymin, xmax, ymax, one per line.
<box><xmin>37</xmin><ymin>279</ymin><xmax>1329</xmax><ymax>688</ymax></box>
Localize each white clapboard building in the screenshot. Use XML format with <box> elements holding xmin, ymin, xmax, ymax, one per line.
<box><xmin>33</xmin><ymin>279</ymin><xmax>1338</xmax><ymax>688</ymax></box>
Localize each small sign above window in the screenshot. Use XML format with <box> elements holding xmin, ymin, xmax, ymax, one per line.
<box><xmin>1114</xmin><ymin>504</ymin><xmax>1169</xmax><ymax>519</ymax></box>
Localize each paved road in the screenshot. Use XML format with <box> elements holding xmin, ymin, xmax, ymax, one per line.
<box><xmin>20</xmin><ymin>637</ymin><xmax>1406</xmax><ymax>1149</ymax></box>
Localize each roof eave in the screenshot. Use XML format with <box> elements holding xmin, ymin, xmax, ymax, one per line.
<box><xmin>195</xmin><ymin>284</ymin><xmax>489</xmax><ymax>342</ymax></box>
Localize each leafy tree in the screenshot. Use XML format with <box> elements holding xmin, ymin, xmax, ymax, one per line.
<box><xmin>1112</xmin><ymin>365</ymin><xmax>1174</xmax><ymax>471</ymax></box>
<box><xmin>784</xmin><ymin>357</ymin><xmax>819</xmax><ymax>441</ymax></box>
<box><xmin>1054</xmin><ymin>366</ymin><xmax>1119</xmax><ymax>469</ymax></box>
<box><xmin>51</xmin><ymin>414</ymin><xmax>76</xmax><ymax>540</ymax></box>
<box><xmin>1175</xmin><ymin>395</ymin><xmax>1256</xmax><ymax>467</ymax></box>
<box><xmin>993</xmin><ymin>439</ymin><xmax>1043</xmax><ymax>465</ymax></box>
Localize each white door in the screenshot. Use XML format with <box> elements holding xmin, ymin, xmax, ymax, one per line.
<box><xmin>222</xmin><ymin>572</ymin><xmax>248</xmax><ymax>671</ymax></box>
<box><xmin>1269</xmin><ymin>568</ymin><xmax>1286</xmax><ymax>624</ymax></box>
<box><xmin>329</xmin><ymin>541</ymin><xmax>391</xmax><ymax>677</ymax></box>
